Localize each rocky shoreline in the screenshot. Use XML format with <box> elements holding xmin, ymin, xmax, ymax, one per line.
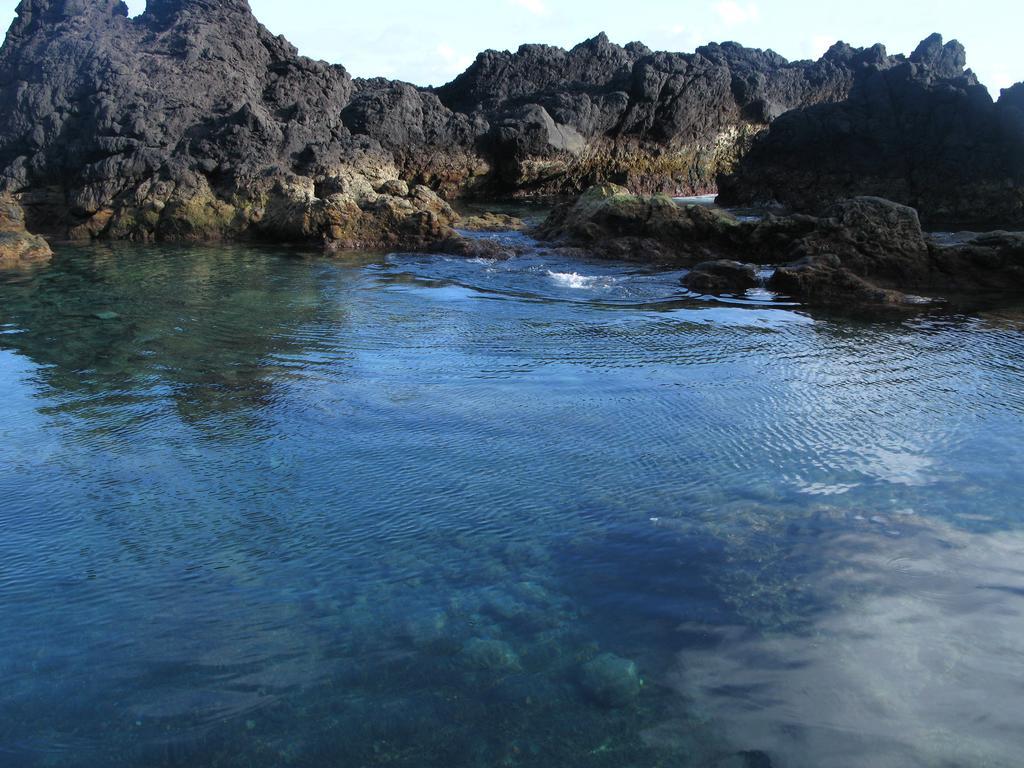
<box><xmin>535</xmin><ymin>186</ymin><xmax>1024</xmax><ymax>306</ymax></box>
<box><xmin>0</xmin><ymin>1</ymin><xmax>1021</xmax><ymax>307</ymax></box>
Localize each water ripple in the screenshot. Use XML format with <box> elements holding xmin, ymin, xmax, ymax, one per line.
<box><xmin>0</xmin><ymin>243</ymin><xmax>1022</xmax><ymax>767</ymax></box>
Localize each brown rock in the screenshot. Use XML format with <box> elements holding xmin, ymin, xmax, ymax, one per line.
<box><xmin>0</xmin><ymin>194</ymin><xmax>52</xmax><ymax>268</ymax></box>
<box><xmin>457</xmin><ymin>212</ymin><xmax>527</xmax><ymax>232</ymax></box>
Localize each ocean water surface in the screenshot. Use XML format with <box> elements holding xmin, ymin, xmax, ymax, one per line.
<box><xmin>1</xmin><ymin>236</ymin><xmax>1023</xmax><ymax>767</ymax></box>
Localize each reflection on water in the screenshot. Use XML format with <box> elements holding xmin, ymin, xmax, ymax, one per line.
<box><xmin>0</xmin><ymin>241</ymin><xmax>1023</xmax><ymax>767</ymax></box>
<box><xmin>675</xmin><ymin>522</ymin><xmax>1024</xmax><ymax>768</ymax></box>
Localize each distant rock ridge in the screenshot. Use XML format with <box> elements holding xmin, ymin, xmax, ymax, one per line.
<box><xmin>718</xmin><ymin>33</ymin><xmax>1024</xmax><ymax>228</ymax></box>
<box><xmin>0</xmin><ymin>1</ymin><xmax>1019</xmax><ymax>244</ymax></box>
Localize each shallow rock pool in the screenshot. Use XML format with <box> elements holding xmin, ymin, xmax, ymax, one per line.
<box><xmin>1</xmin><ymin>241</ymin><xmax>1023</xmax><ymax>767</ymax></box>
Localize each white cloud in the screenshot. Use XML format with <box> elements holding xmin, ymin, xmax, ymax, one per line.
<box><xmin>809</xmin><ymin>34</ymin><xmax>839</xmax><ymax>60</ymax></box>
<box><xmin>436</xmin><ymin>43</ymin><xmax>474</xmax><ymax>75</ymax></box>
<box><xmin>713</xmin><ymin>1</ymin><xmax>760</xmax><ymax>26</ymax></box>
<box><xmin>658</xmin><ymin>24</ymin><xmax>703</xmax><ymax>55</ymax></box>
<box><xmin>988</xmin><ymin>70</ymin><xmax>1016</xmax><ymax>95</ymax></box>
<box><xmin>510</xmin><ymin>0</ymin><xmax>549</xmax><ymax>16</ymax></box>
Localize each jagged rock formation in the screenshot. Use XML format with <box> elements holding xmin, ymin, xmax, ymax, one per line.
<box><xmin>0</xmin><ymin>193</ymin><xmax>51</xmax><ymax>267</ymax></box>
<box><xmin>718</xmin><ymin>34</ymin><xmax>1024</xmax><ymax>229</ymax></box>
<box><xmin>0</xmin><ymin>0</ymin><xmax>901</xmax><ymax>245</ymax></box>
<box><xmin>536</xmin><ymin>186</ymin><xmax>1024</xmax><ymax>305</ymax></box>
<box><xmin>438</xmin><ymin>35</ymin><xmax>873</xmax><ymax>198</ymax></box>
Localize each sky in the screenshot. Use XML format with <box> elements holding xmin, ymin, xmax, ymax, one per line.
<box><xmin>2</xmin><ymin>1</ymin><xmax>1021</xmax><ymax>96</ymax></box>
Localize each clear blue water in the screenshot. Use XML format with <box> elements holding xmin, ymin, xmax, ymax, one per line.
<box><xmin>1</xmin><ymin>237</ymin><xmax>1023</xmax><ymax>767</ymax></box>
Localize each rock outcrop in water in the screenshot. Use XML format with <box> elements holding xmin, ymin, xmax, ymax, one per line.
<box><xmin>683</xmin><ymin>260</ymin><xmax>761</xmax><ymax>294</ymax></box>
<box><xmin>0</xmin><ymin>193</ymin><xmax>51</xmax><ymax>267</ymax></box>
<box><xmin>718</xmin><ymin>35</ymin><xmax>1024</xmax><ymax>229</ymax></box>
<box><xmin>537</xmin><ymin>186</ymin><xmax>1024</xmax><ymax>305</ymax></box>
<box><xmin>0</xmin><ymin>0</ymin><xmax>926</xmax><ymax>245</ymax></box>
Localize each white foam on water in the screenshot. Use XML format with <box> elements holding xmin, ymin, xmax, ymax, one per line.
<box><xmin>546</xmin><ymin>271</ymin><xmax>613</xmax><ymax>289</ymax></box>
<box><xmin>673</xmin><ymin>194</ymin><xmax>718</xmax><ymax>205</ymax></box>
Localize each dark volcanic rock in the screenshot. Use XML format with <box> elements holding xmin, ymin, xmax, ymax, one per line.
<box><xmin>0</xmin><ymin>2</ymin><xmax>904</xmax><ymax>244</ymax></box>
<box><xmin>787</xmin><ymin>197</ymin><xmax>932</xmax><ymax>286</ymax></box>
<box><xmin>683</xmin><ymin>260</ymin><xmax>760</xmax><ymax>294</ymax></box>
<box><xmin>537</xmin><ymin>187</ymin><xmax>1024</xmax><ymax>305</ymax></box>
<box><xmin>767</xmin><ymin>254</ymin><xmax>909</xmax><ymax>305</ymax></box>
<box><xmin>718</xmin><ymin>34</ymin><xmax>1024</xmax><ymax>228</ymax></box>
<box><xmin>439</xmin><ymin>33</ymin><xmax>872</xmax><ymax>197</ymax></box>
<box><xmin>775</xmin><ymin>198</ymin><xmax>1024</xmax><ymax>301</ymax></box>
<box><xmin>0</xmin><ymin>0</ymin><xmax>469</xmax><ymax>245</ymax></box>
<box><xmin>2</xmin><ymin>5</ymin><xmax>1015</xmax><ymax>245</ymax></box>
<box><xmin>536</xmin><ymin>183</ymin><xmax>827</xmax><ymax>265</ymax></box>
<box><xmin>535</xmin><ymin>184</ymin><xmax>757</xmax><ymax>264</ymax></box>
<box><xmin>927</xmin><ymin>231</ymin><xmax>1024</xmax><ymax>293</ymax></box>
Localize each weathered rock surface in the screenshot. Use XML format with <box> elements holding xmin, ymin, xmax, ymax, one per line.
<box><xmin>536</xmin><ymin>187</ymin><xmax>1024</xmax><ymax>305</ymax></box>
<box><xmin>535</xmin><ymin>184</ymin><xmax>757</xmax><ymax>263</ymax></box>
<box><xmin>0</xmin><ymin>193</ymin><xmax>51</xmax><ymax>267</ymax></box>
<box><xmin>438</xmin><ymin>35</ymin><xmax>876</xmax><ymax>198</ymax></box>
<box><xmin>683</xmin><ymin>260</ymin><xmax>761</xmax><ymax>294</ymax></box>
<box><xmin>457</xmin><ymin>212</ymin><xmax>527</xmax><ymax>232</ymax></box>
<box><xmin>718</xmin><ymin>35</ymin><xmax>1024</xmax><ymax>229</ymax></box>
<box><xmin>0</xmin><ymin>0</ymin><xmax>936</xmax><ymax>246</ymax></box>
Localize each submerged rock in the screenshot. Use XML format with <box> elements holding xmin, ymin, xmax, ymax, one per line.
<box><xmin>429</xmin><ymin>235</ymin><xmax>528</xmax><ymax>260</ymax></box>
<box><xmin>462</xmin><ymin>638</ymin><xmax>522</xmax><ymax>673</ymax></box>
<box><xmin>402</xmin><ymin>608</ymin><xmax>455</xmax><ymax>653</ymax></box>
<box><xmin>579</xmin><ymin>653</ymin><xmax>643</xmax><ymax>708</ymax></box>
<box><xmin>0</xmin><ymin>194</ymin><xmax>52</xmax><ymax>268</ymax></box>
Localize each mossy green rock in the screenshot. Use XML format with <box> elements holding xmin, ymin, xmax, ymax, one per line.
<box><xmin>535</xmin><ymin>184</ymin><xmax>747</xmax><ymax>265</ymax></box>
<box><xmin>457</xmin><ymin>212</ymin><xmax>526</xmax><ymax>232</ymax></box>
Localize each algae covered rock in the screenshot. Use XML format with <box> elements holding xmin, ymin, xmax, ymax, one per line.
<box><xmin>0</xmin><ymin>194</ymin><xmax>52</xmax><ymax>268</ymax></box>
<box><xmin>579</xmin><ymin>653</ymin><xmax>642</xmax><ymax>708</ymax></box>
<box><xmin>457</xmin><ymin>212</ymin><xmax>527</xmax><ymax>232</ymax></box>
<box><xmin>535</xmin><ymin>184</ymin><xmax>748</xmax><ymax>265</ymax></box>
